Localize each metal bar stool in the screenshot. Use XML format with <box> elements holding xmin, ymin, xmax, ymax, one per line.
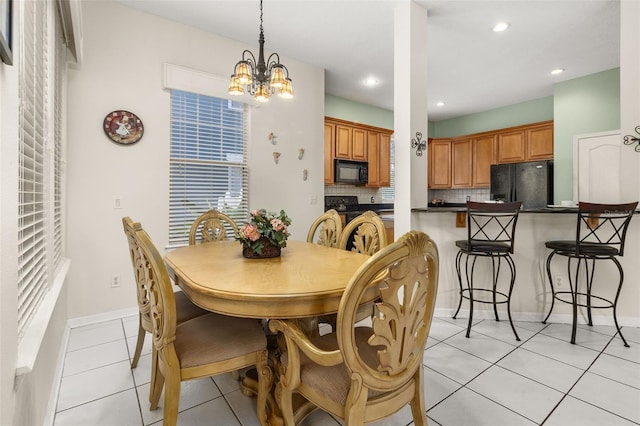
<box><xmin>453</xmin><ymin>201</ymin><xmax>523</xmax><ymax>340</ymax></box>
<box><xmin>543</xmin><ymin>201</ymin><xmax>637</xmax><ymax>346</ymax></box>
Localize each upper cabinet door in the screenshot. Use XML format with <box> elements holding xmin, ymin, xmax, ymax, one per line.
<box><xmin>324</xmin><ymin>122</ymin><xmax>336</xmax><ymax>185</ymax></box>
<box><xmin>366</xmin><ymin>131</ymin><xmax>380</xmax><ymax>186</ymax></box>
<box><xmin>452</xmin><ymin>139</ymin><xmax>473</xmax><ymax>188</ymax></box>
<box><xmin>352</xmin><ymin>128</ymin><xmax>367</xmax><ymax>161</ymax></box>
<box><xmin>497</xmin><ymin>130</ymin><xmax>526</xmax><ymax>163</ymax></box>
<box><xmin>428</xmin><ymin>138</ymin><xmax>452</xmax><ymax>189</ymax></box>
<box><xmin>335</xmin><ymin>125</ymin><xmax>352</xmax><ymax>159</ymax></box>
<box><xmin>378</xmin><ymin>133</ymin><xmax>391</xmax><ymax>187</ymax></box>
<box><xmin>526</xmin><ymin>124</ymin><xmax>554</xmax><ymax>161</ymax></box>
<box><xmin>472</xmin><ymin>135</ymin><xmax>496</xmax><ymax>187</ymax></box>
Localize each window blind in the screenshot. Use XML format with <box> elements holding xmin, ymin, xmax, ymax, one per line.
<box><xmin>18</xmin><ymin>0</ymin><xmax>50</xmax><ymax>337</ymax></box>
<box><xmin>169</xmin><ymin>90</ymin><xmax>249</xmax><ymax>246</ymax></box>
<box><xmin>53</xmin><ymin>8</ymin><xmax>66</xmax><ymax>268</ymax></box>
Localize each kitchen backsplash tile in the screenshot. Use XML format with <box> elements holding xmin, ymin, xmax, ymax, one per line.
<box><xmin>429</xmin><ymin>188</ymin><xmax>490</xmax><ymax>203</ymax></box>
<box><xmin>325</xmin><ymin>186</ymin><xmax>490</xmax><ymax>206</ymax></box>
<box><xmin>325</xmin><ymin>185</ymin><xmax>390</xmax><ymax>204</ymax></box>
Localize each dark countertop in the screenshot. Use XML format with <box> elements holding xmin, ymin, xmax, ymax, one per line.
<box><xmin>360</xmin><ymin>203</ymin><xmax>394</xmax><ymax>211</ymax></box>
<box><xmin>413</xmin><ymin>206</ymin><xmax>580</xmax><ymax>213</ymax></box>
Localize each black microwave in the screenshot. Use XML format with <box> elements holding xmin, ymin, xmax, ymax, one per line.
<box><xmin>335</xmin><ymin>159</ymin><xmax>368</xmax><ymax>184</ymax></box>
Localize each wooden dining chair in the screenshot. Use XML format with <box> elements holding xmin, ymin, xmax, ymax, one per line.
<box><xmin>306</xmin><ymin>209</ymin><xmax>343</xmax><ymax>247</ymax></box>
<box><xmin>188</xmin><ymin>209</ymin><xmax>239</xmax><ymax>245</ymax></box>
<box><xmin>337</xmin><ymin>210</ymin><xmax>388</xmax><ymax>255</ymax></box>
<box><xmin>122</xmin><ymin>217</ymin><xmax>208</xmax><ymax>372</ymax></box>
<box><xmin>133</xmin><ymin>224</ymin><xmax>271</xmax><ymax>426</ymax></box>
<box><xmin>270</xmin><ymin>231</ymin><xmax>439</xmax><ymax>426</ymax></box>
<box><xmin>328</xmin><ymin>210</ymin><xmax>389</xmax><ymax>329</ymax></box>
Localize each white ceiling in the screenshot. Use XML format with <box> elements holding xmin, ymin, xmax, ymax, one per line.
<box><xmin>116</xmin><ymin>0</ymin><xmax>620</xmax><ymax>121</ymax></box>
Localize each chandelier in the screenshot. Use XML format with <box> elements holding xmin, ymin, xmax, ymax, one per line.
<box><xmin>228</xmin><ymin>0</ymin><xmax>293</xmax><ymax>102</ymax></box>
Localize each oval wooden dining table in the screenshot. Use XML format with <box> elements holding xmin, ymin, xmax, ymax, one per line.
<box><xmin>165</xmin><ymin>240</ymin><xmax>375</xmax><ymax>425</ymax></box>
<box><xmin>164</xmin><ymin>239</ymin><xmax>374</xmax><ymax>320</ymax></box>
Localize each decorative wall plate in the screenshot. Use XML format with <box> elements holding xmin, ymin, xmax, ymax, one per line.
<box><xmin>103</xmin><ymin>110</ymin><xmax>144</xmax><ymax>145</ymax></box>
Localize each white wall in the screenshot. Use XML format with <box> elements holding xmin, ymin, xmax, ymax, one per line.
<box><xmin>66</xmin><ymin>1</ymin><xmax>325</xmax><ymax>318</ymax></box>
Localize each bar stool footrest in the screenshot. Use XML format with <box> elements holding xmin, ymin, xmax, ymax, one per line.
<box><xmin>460</xmin><ymin>288</ymin><xmax>511</xmax><ymax>305</ymax></box>
<box><xmin>552</xmin><ymin>291</ymin><xmax>616</xmax><ymax>309</ymax></box>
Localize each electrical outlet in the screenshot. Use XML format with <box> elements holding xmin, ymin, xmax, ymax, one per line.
<box><xmin>111</xmin><ymin>274</ymin><xmax>120</xmax><ymax>288</ymax></box>
<box><xmin>554</xmin><ymin>276</ymin><xmax>563</xmax><ymax>288</ymax></box>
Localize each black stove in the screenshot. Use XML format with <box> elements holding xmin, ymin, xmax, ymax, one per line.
<box><xmin>325</xmin><ymin>195</ymin><xmax>374</xmax><ymax>226</ymax></box>
<box><xmin>324</xmin><ymin>195</ymin><xmax>360</xmax><ymax>213</ymax></box>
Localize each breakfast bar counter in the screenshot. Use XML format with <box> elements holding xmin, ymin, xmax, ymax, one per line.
<box><xmin>409</xmin><ymin>209</ymin><xmax>640</xmax><ymax>328</ymax></box>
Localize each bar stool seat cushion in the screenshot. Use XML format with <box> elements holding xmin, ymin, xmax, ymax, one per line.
<box><xmin>455</xmin><ymin>240</ymin><xmax>512</xmax><ymax>254</ymax></box>
<box><xmin>545</xmin><ymin>240</ymin><xmax>620</xmax><ymax>256</ymax></box>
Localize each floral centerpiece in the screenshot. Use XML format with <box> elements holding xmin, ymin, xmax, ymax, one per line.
<box><xmin>236</xmin><ymin>209</ymin><xmax>292</xmax><ymax>258</ymax></box>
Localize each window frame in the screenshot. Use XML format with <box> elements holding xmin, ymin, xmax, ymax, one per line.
<box><xmin>168</xmin><ymin>89</ymin><xmax>250</xmax><ymax>247</ymax></box>
<box><xmin>16</xmin><ymin>0</ymin><xmax>70</xmax><ymax>375</ymax></box>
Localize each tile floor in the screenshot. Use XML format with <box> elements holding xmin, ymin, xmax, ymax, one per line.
<box><xmin>53</xmin><ymin>314</ymin><xmax>640</xmax><ymax>425</ymax></box>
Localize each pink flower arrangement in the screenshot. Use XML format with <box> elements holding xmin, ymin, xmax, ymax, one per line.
<box><xmin>236</xmin><ymin>209</ymin><xmax>292</xmax><ymax>255</ymax></box>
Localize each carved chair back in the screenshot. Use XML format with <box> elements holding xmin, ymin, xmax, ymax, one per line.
<box><xmin>122</xmin><ymin>217</ymin><xmax>153</xmax><ymax>332</ymax></box>
<box><xmin>307</xmin><ymin>209</ymin><xmax>343</xmax><ymax>248</ymax></box>
<box><xmin>134</xmin><ymin>226</ymin><xmax>178</xmax><ymax>359</ymax></box>
<box><xmin>189</xmin><ymin>209</ymin><xmax>240</xmax><ymax>245</ymax></box>
<box><xmin>270</xmin><ymin>231</ymin><xmax>439</xmax><ymax>425</ymax></box>
<box><xmin>338</xmin><ymin>210</ymin><xmax>387</xmax><ymax>255</ymax></box>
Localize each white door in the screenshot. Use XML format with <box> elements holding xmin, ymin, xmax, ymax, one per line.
<box><xmin>573</xmin><ymin>130</ymin><xmax>621</xmax><ymax>203</ymax></box>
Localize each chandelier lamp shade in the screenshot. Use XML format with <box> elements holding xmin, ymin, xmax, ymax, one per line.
<box><xmin>228</xmin><ymin>0</ymin><xmax>293</xmax><ymax>102</ymax></box>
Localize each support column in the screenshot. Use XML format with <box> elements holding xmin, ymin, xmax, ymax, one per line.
<box><xmin>393</xmin><ymin>1</ymin><xmax>428</xmax><ymax>237</ymax></box>
<box><xmin>620</xmin><ymin>0</ymin><xmax>640</xmax><ymax>202</ymax></box>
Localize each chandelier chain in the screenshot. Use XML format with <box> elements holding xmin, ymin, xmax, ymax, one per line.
<box><xmin>259</xmin><ymin>0</ymin><xmax>263</xmax><ymax>34</ymax></box>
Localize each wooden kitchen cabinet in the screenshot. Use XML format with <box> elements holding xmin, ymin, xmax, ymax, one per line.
<box><xmin>367</xmin><ymin>130</ymin><xmax>393</xmax><ymax>187</ymax></box>
<box><xmin>352</xmin><ymin>128</ymin><xmax>367</xmax><ymax>161</ymax></box>
<box><xmin>367</xmin><ymin>131</ymin><xmax>380</xmax><ymax>186</ymax></box>
<box><xmin>428</xmin><ymin>121</ymin><xmax>551</xmax><ymax>189</ymax></box>
<box><xmin>325</xmin><ymin>117</ymin><xmax>392</xmax><ymax>186</ymax></box>
<box><xmin>472</xmin><ymin>135</ymin><xmax>496</xmax><ymax>187</ymax></box>
<box><xmin>452</xmin><ymin>139</ymin><xmax>473</xmax><ymax>188</ymax></box>
<box><xmin>378</xmin><ymin>133</ymin><xmax>391</xmax><ymax>187</ymax></box>
<box><xmin>451</xmin><ymin>136</ymin><xmax>494</xmax><ymax>188</ymax></box>
<box><xmin>324</xmin><ymin>122</ymin><xmax>335</xmax><ymax>185</ymax></box>
<box><xmin>335</xmin><ymin>124</ymin><xmax>353</xmax><ymax>159</ymax></box>
<box><xmin>496</xmin><ymin>121</ymin><xmax>553</xmax><ymax>163</ymax></box>
<box><xmin>526</xmin><ymin>123</ymin><xmax>554</xmax><ymax>160</ymax></box>
<box><xmin>428</xmin><ymin>138</ymin><xmax>452</xmax><ymax>189</ymax></box>
<box><xmin>496</xmin><ymin>130</ymin><xmax>526</xmax><ymax>163</ymax></box>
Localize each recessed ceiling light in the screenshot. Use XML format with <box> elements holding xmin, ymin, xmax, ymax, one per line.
<box><xmin>493</xmin><ymin>22</ymin><xmax>509</xmax><ymax>32</ymax></box>
<box><xmin>362</xmin><ymin>77</ymin><xmax>379</xmax><ymax>87</ymax></box>
<box><xmin>436</xmin><ymin>101</ymin><xmax>445</xmax><ymax>107</ymax></box>
<box><xmin>550</xmin><ymin>68</ymin><xmax>565</xmax><ymax>75</ymax></box>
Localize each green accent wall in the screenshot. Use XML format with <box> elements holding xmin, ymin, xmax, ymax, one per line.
<box><xmin>325</xmin><ymin>94</ymin><xmax>393</xmax><ymax>129</ymax></box>
<box><xmin>553</xmin><ymin>68</ymin><xmax>620</xmax><ymax>202</ymax></box>
<box><xmin>324</xmin><ymin>68</ymin><xmax>620</xmax><ymax>204</ymax></box>
<box><xmin>431</xmin><ymin>97</ymin><xmax>554</xmax><ymax>137</ymax></box>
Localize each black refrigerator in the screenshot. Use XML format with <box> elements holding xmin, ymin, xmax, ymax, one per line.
<box><xmin>490</xmin><ymin>160</ymin><xmax>553</xmax><ymax>209</ymax></box>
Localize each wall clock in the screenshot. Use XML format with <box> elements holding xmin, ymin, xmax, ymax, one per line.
<box><xmin>103</xmin><ymin>110</ymin><xmax>144</xmax><ymax>145</ymax></box>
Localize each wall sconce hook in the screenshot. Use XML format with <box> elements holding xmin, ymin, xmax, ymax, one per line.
<box><xmin>623</xmin><ymin>125</ymin><xmax>640</xmax><ymax>152</ymax></box>
<box><xmin>411</xmin><ymin>132</ymin><xmax>426</xmax><ymax>156</ymax></box>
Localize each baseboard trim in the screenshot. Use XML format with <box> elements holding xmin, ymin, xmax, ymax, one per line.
<box><xmin>433</xmin><ymin>308</ymin><xmax>640</xmax><ymax>328</ymax></box>
<box><xmin>67</xmin><ymin>306</ymin><xmax>138</xmax><ymax>329</ymax></box>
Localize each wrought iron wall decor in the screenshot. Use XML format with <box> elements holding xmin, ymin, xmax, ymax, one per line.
<box><xmin>623</xmin><ymin>125</ymin><xmax>640</xmax><ymax>152</ymax></box>
<box><xmin>411</xmin><ymin>132</ymin><xmax>426</xmax><ymax>156</ymax></box>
